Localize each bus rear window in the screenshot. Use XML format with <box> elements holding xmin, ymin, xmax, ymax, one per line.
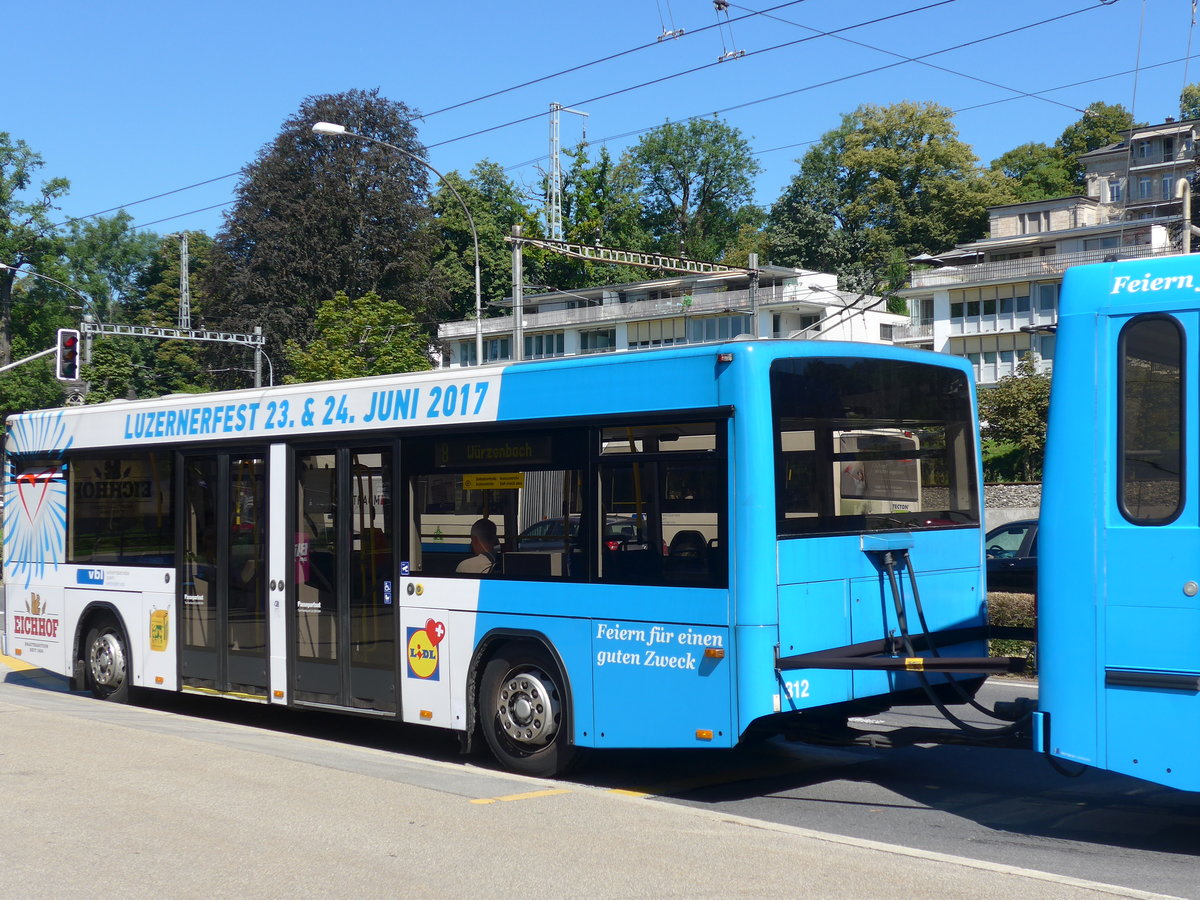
<box><xmin>771</xmin><ymin>357</ymin><xmax>978</xmax><ymax>537</ymax></box>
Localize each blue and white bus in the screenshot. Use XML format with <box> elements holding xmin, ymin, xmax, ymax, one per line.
<box><xmin>3</xmin><ymin>341</ymin><xmax>994</xmax><ymax>775</ymax></box>
<box><xmin>1038</xmin><ymin>254</ymin><xmax>1200</xmax><ymax>792</ymax></box>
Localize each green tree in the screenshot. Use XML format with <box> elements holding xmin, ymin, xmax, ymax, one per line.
<box><xmin>128</xmin><ymin>231</ymin><xmax>217</xmax><ymax>395</ymax></box>
<box><xmin>205</xmin><ymin>89</ymin><xmax>439</xmax><ymax>385</ymax></box>
<box><xmin>1055</xmin><ymin>101</ymin><xmax>1137</xmax><ymax>185</ymax></box>
<box><xmin>0</xmin><ymin>133</ymin><xmax>69</xmax><ymax>366</ymax></box>
<box><xmin>625</xmin><ymin>118</ymin><xmax>760</xmax><ymax>260</ymax></box>
<box><xmin>284</xmin><ymin>291</ymin><xmax>431</xmax><ymax>382</ymax></box>
<box><xmin>1182</xmin><ymin>83</ymin><xmax>1200</xmax><ymax>121</ymax></box>
<box><xmin>978</xmin><ymin>356</ymin><xmax>1051</xmax><ymax>482</ymax></box>
<box><xmin>431</xmin><ymin>161</ymin><xmax>539</xmax><ymax>323</ymax></box>
<box><xmin>538</xmin><ymin>143</ymin><xmax>650</xmax><ymax>289</ymax></box>
<box><xmin>769</xmin><ymin>101</ymin><xmax>1008</xmax><ymax>291</ymax></box>
<box><xmin>990</xmin><ymin>142</ymin><xmax>1075</xmax><ymax>201</ymax></box>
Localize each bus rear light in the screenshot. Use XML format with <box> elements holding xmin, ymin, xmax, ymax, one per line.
<box><xmin>420</xmin><ymin>709</ymin><xmax>433</xmax><ymax>720</ymax></box>
<box><xmin>155</xmin><ymin>676</ymin><xmax>164</xmax><ymax>684</ymax></box>
<box><xmin>606</xmin><ymin>540</ymin><xmax>622</xmax><ymax>552</ymax></box>
<box><xmin>695</xmin><ymin>729</ymin><xmax>714</xmax><ymax>741</ymax></box>
<box><xmin>704</xmin><ymin>648</ymin><xmax>725</xmax><ymax>659</ymax></box>
<box><xmin>13</xmin><ymin>649</ymin><xmax>21</xmax><ymax>656</ymax></box>
<box><xmin>717</xmin><ymin>352</ymin><xmax>734</xmax><ymax>363</ymax></box>
<box><xmin>274</xmin><ymin>690</ymin><xmax>285</xmax><ymax>699</ymax></box>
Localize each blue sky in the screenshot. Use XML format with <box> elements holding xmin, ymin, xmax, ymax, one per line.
<box><xmin>8</xmin><ymin>0</ymin><xmax>1199</xmax><ymax>240</ymax></box>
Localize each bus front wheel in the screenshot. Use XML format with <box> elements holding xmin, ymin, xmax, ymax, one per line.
<box><xmin>480</xmin><ymin>644</ymin><xmax>575</xmax><ymax>777</ymax></box>
<box><xmin>85</xmin><ymin>617</ymin><xmax>130</xmax><ymax>703</ymax></box>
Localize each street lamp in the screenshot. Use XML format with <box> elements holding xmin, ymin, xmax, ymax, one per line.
<box><xmin>311</xmin><ymin>121</ymin><xmax>484</xmax><ymax>365</ymax></box>
<box><xmin>0</xmin><ymin>261</ymin><xmax>99</xmax><ymax>320</ymax></box>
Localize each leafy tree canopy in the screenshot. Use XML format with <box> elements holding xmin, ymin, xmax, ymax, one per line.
<box><xmin>977</xmin><ymin>356</ymin><xmax>1051</xmax><ymax>482</ymax></box>
<box><xmin>625</xmin><ymin>117</ymin><xmax>760</xmax><ymax>261</ymax></box>
<box><xmin>431</xmin><ymin>161</ymin><xmax>540</xmax><ymax>324</ymax></box>
<box><xmin>769</xmin><ymin>101</ymin><xmax>1009</xmax><ymax>291</ymax></box>
<box><xmin>205</xmin><ymin>88</ymin><xmax>440</xmax><ymax>384</ymax></box>
<box><xmin>0</xmin><ymin>132</ymin><xmax>69</xmax><ymax>366</ymax></box>
<box><xmin>284</xmin><ymin>291</ymin><xmax>431</xmax><ymax>383</ymax></box>
<box><xmin>1055</xmin><ymin>101</ymin><xmax>1138</xmax><ymax>185</ymax></box>
<box><xmin>990</xmin><ymin>142</ymin><xmax>1076</xmax><ymax>202</ymax></box>
<box><xmin>1182</xmin><ymin>82</ymin><xmax>1200</xmax><ymax>121</ymax></box>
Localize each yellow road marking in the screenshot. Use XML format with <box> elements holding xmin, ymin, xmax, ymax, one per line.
<box><xmin>607</xmin><ymin>788</ymin><xmax>652</xmax><ymax>798</ymax></box>
<box><xmin>0</xmin><ymin>652</ymin><xmax>38</xmax><ymax>673</ymax></box>
<box><xmin>471</xmin><ymin>788</ymin><xmax>571</xmax><ymax>805</ymax></box>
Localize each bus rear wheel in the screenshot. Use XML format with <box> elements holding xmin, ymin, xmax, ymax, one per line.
<box><xmin>85</xmin><ymin>617</ymin><xmax>130</xmax><ymax>703</ymax></box>
<box><xmin>480</xmin><ymin>644</ymin><xmax>575</xmax><ymax>777</ymax></box>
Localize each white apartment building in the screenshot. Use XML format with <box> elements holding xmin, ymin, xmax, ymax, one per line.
<box><xmin>896</xmin><ymin>117</ymin><xmax>1196</xmax><ymax>385</ymax></box>
<box><xmin>437</xmin><ymin>264</ymin><xmax>905</xmax><ymax>367</ymax></box>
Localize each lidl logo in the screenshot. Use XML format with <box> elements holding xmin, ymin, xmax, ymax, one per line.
<box><xmin>406</xmin><ymin>618</ymin><xmax>445</xmax><ymax>680</ymax></box>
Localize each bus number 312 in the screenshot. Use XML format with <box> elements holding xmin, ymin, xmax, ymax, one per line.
<box><xmin>784</xmin><ymin>679</ymin><xmax>811</xmax><ymax>700</ymax></box>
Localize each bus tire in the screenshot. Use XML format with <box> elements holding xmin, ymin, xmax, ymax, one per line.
<box><xmin>85</xmin><ymin>617</ymin><xmax>130</xmax><ymax>703</ymax></box>
<box><xmin>480</xmin><ymin>644</ymin><xmax>575</xmax><ymax>777</ymax></box>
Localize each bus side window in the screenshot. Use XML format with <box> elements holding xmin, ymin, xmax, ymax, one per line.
<box><xmin>1119</xmin><ymin>315</ymin><xmax>1184</xmax><ymax>524</ymax></box>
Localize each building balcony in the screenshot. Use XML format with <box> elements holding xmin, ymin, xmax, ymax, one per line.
<box><xmin>890</xmin><ymin>322</ymin><xmax>933</xmax><ymax>342</ymax></box>
<box><xmin>908</xmin><ymin>242</ymin><xmax>1177</xmax><ymax>289</ymax></box>
<box><xmin>438</xmin><ymin>284</ymin><xmax>866</xmax><ymax>339</ymax></box>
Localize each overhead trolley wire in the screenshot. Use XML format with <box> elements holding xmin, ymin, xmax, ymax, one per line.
<box><xmin>415</xmin><ymin>0</ymin><xmax>815</xmax><ymax>121</ymax></box>
<box><xmin>427</xmin><ymin>0</ymin><xmax>963</xmax><ymax>150</ymax></box>
<box><xmin>69</xmin><ymin>1</ymin><xmax>1125</xmax><ymax>231</ymax></box>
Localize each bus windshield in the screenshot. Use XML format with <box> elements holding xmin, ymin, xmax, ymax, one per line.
<box><xmin>771</xmin><ymin>357</ymin><xmax>978</xmax><ymax>537</ymax></box>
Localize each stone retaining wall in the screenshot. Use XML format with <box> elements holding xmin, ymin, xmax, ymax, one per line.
<box><xmin>984</xmin><ymin>482</ymin><xmax>1040</xmax><ymax>529</ymax></box>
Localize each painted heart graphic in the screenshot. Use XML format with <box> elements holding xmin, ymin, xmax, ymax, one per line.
<box><xmin>16</xmin><ymin>469</ymin><xmax>56</xmax><ymax>522</ymax></box>
<box><xmin>425</xmin><ymin>618</ymin><xmax>446</xmax><ymax>646</ymax></box>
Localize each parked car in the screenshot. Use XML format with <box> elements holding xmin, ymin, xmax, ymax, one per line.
<box><xmin>985</xmin><ymin>518</ymin><xmax>1038</xmax><ymax>594</ymax></box>
<box><xmin>515</xmin><ymin>516</ymin><xmax>642</xmax><ymax>552</ymax></box>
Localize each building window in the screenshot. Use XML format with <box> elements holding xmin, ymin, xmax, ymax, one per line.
<box><xmin>687</xmin><ymin>314</ymin><xmax>752</xmax><ymax>344</ymax></box>
<box><xmin>629</xmin><ymin>318</ymin><xmax>685</xmax><ymax>349</ymax></box>
<box><xmin>1109</xmin><ymin>178</ymin><xmax>1123</xmax><ymax>203</ymax></box>
<box><xmin>1137</xmin><ymin>140</ymin><xmax>1151</xmax><ymax>158</ymax></box>
<box><xmin>1137</xmin><ymin>176</ymin><xmax>1153</xmax><ymax>200</ymax></box>
<box><xmin>485</xmin><ymin>337</ymin><xmax>510</xmax><ymax>362</ymax></box>
<box><xmin>524</xmin><ymin>332</ymin><xmax>565</xmax><ymax>360</ymax></box>
<box><xmin>580</xmin><ymin>328</ymin><xmax>616</xmax><ymax>354</ymax></box>
<box><xmin>1164</xmin><ymin>174</ymin><xmax>1178</xmax><ymax>200</ymax></box>
<box><xmin>999</xmin><ymin>297</ymin><xmax>1014</xmax><ymax>315</ymax></box>
<box><xmin>1084</xmin><ymin>236</ymin><xmax>1121</xmax><ymax>251</ymax></box>
<box><xmin>1036</xmin><ymin>283</ymin><xmax>1058</xmax><ymax>314</ymax></box>
<box><xmin>966</xmin><ymin>300</ymin><xmax>980</xmax><ymax>318</ymax></box>
<box><xmin>950</xmin><ymin>302</ymin><xmax>964</xmax><ymax>320</ymax></box>
<box><xmin>458</xmin><ymin>342</ymin><xmax>477</xmax><ymax>366</ymax></box>
<box><xmin>1163</xmin><ymin>136</ymin><xmax>1175</xmax><ymax>161</ymax></box>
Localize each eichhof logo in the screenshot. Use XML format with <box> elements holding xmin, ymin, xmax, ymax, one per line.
<box><xmin>14</xmin><ymin>592</ymin><xmax>60</xmax><ymax>640</ymax></box>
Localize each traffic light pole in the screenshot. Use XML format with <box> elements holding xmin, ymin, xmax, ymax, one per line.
<box><xmin>0</xmin><ymin>346</ymin><xmax>56</xmax><ymax>375</ymax></box>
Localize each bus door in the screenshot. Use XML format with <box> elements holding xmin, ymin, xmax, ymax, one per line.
<box><xmin>292</xmin><ymin>447</ymin><xmax>396</xmax><ymax>713</ymax></box>
<box><xmin>1101</xmin><ymin>313</ymin><xmax>1200</xmax><ymax>778</ymax></box>
<box><xmin>179</xmin><ymin>453</ymin><xmax>269</xmax><ymax>697</ymax></box>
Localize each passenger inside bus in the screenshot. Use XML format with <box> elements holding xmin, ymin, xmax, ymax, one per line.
<box><xmin>456</xmin><ymin>518</ymin><xmax>499</xmax><ymax>574</ymax></box>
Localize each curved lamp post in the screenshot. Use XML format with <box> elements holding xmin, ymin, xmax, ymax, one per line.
<box><xmin>311</xmin><ymin>121</ymin><xmax>484</xmax><ymax>365</ymax></box>
<box><xmin>0</xmin><ymin>261</ymin><xmax>99</xmax><ymax>320</ymax></box>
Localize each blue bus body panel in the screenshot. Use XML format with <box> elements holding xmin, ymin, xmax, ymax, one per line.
<box><xmin>472</xmin><ymin>578</ymin><xmax>734</xmax><ymax>749</ymax></box>
<box><xmin>1043</xmin><ymin>257</ymin><xmax>1200</xmax><ymax>791</ymax></box>
<box><xmin>496</xmin><ymin>349</ymin><xmax>723</xmax><ymax>421</ymax></box>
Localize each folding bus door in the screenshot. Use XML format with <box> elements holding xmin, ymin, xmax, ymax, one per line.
<box><xmin>179</xmin><ymin>453</ymin><xmax>269</xmax><ymax>697</ymax></box>
<box><xmin>292</xmin><ymin>447</ymin><xmax>396</xmax><ymax>713</ymax></box>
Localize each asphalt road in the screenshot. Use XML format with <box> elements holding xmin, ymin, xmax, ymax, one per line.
<box><xmin>0</xmin><ymin>660</ymin><xmax>1192</xmax><ymax>899</ymax></box>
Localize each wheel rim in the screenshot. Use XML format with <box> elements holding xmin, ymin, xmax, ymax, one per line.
<box><xmin>89</xmin><ymin>631</ymin><xmax>126</xmax><ymax>690</ymax></box>
<box><xmin>495</xmin><ymin>667</ymin><xmax>561</xmax><ymax>748</ymax></box>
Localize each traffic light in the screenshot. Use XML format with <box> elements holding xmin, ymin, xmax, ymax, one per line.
<box><xmin>56</xmin><ymin>328</ymin><xmax>80</xmax><ymax>381</ymax></box>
